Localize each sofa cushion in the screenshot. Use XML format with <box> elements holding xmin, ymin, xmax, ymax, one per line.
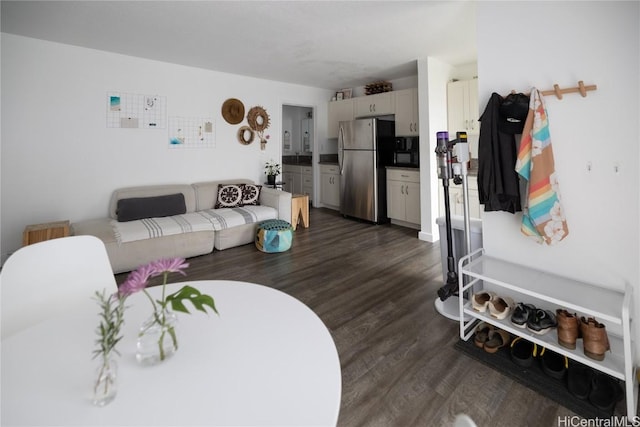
<box><xmin>116</xmin><ymin>193</ymin><xmax>186</xmax><ymax>222</ymax></box>
<box><xmin>242</xmin><ymin>184</ymin><xmax>262</xmax><ymax>206</ymax></box>
<box><xmin>214</xmin><ymin>184</ymin><xmax>245</xmax><ymax>208</ymax></box>
<box><xmin>200</xmin><ymin>205</ymin><xmax>276</xmax><ymax>231</ymax></box>
<box><xmin>192</xmin><ymin>179</ymin><xmax>254</xmax><ymax>210</ymax></box>
<box><xmin>109</xmin><ymin>184</ymin><xmax>196</xmax><ymax>219</ymax></box>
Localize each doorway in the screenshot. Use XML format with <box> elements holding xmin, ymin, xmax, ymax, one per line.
<box><xmin>281</xmin><ymin>104</ymin><xmax>315</xmax><ymax>204</ymax></box>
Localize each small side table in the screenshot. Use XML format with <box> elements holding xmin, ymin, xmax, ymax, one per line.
<box><xmin>264</xmin><ymin>181</ymin><xmax>285</xmax><ymax>190</ymax></box>
<box><xmin>291</xmin><ymin>194</ymin><xmax>309</xmax><ymax>231</ymax></box>
<box><xmin>22</xmin><ymin>220</ymin><xmax>70</xmax><ymax>246</ymax></box>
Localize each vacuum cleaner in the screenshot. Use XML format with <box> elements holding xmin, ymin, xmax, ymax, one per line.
<box><xmin>434</xmin><ymin>131</ymin><xmax>472</xmax><ymax>321</ymax></box>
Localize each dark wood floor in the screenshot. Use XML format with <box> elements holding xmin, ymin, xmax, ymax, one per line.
<box><xmin>116</xmin><ymin>208</ymin><xmax>579</xmax><ymax>426</ymax></box>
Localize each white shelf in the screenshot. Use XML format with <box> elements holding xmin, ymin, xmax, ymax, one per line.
<box><xmin>461</xmin><ymin>252</ymin><xmax>625</xmax><ymax>325</ymax></box>
<box><xmin>461</xmin><ymin>302</ymin><xmax>625</xmax><ymax>380</ymax></box>
<box><xmin>458</xmin><ymin>248</ymin><xmax>637</xmax><ymax>416</ymax></box>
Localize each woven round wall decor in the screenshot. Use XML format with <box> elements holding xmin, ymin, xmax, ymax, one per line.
<box><xmin>247</xmin><ymin>106</ymin><xmax>270</xmax><ymax>132</ymax></box>
<box><xmin>237</xmin><ymin>126</ymin><xmax>255</xmax><ymax>145</ymax></box>
<box><xmin>221</xmin><ymin>98</ymin><xmax>245</xmax><ymax>125</ymax></box>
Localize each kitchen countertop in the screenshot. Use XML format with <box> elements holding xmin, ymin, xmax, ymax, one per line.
<box><xmin>283</xmin><ymin>161</ymin><xmax>313</xmax><ymax>166</ymax></box>
<box><xmin>387</xmin><ymin>166</ymin><xmax>420</xmax><ymax>171</ymax></box>
<box><xmin>387</xmin><ymin>165</ymin><xmax>478</xmax><ymax>176</ymax></box>
<box><xmin>282</xmin><ymin>154</ymin><xmax>312</xmax><ymax>166</ymax></box>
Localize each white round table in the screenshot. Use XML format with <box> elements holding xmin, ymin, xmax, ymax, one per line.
<box><xmin>1</xmin><ymin>280</ymin><xmax>342</xmax><ymax>426</ymax></box>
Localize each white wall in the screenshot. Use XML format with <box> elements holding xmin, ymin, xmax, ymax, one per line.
<box><xmin>417</xmin><ymin>57</ymin><xmax>454</xmax><ymax>242</ymax></box>
<box><xmin>0</xmin><ymin>34</ymin><xmax>334</xmax><ymax>261</ymax></box>
<box><xmin>477</xmin><ymin>2</ymin><xmax>639</xmax><ymax>354</ymax></box>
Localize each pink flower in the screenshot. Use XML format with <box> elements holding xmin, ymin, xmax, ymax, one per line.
<box><xmin>118</xmin><ymin>263</ymin><xmax>155</xmax><ymax>297</ymax></box>
<box><xmin>149</xmin><ymin>258</ymin><xmax>189</xmax><ymax>277</ymax></box>
<box><xmin>117</xmin><ymin>257</ymin><xmax>189</xmax><ymax>299</ymax></box>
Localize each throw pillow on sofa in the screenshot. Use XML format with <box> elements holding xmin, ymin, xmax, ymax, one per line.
<box><xmin>215</xmin><ymin>184</ymin><xmax>245</xmax><ymax>208</ymax></box>
<box><xmin>116</xmin><ymin>193</ymin><xmax>186</xmax><ymax>222</ymax></box>
<box><xmin>242</xmin><ymin>184</ymin><xmax>262</xmax><ymax>206</ymax></box>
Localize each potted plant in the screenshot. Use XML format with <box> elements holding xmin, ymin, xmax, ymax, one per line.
<box><xmin>265</xmin><ymin>160</ymin><xmax>281</xmax><ymax>186</ymax></box>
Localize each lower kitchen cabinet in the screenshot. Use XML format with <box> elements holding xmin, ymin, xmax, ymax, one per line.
<box><xmin>320</xmin><ymin>164</ymin><xmax>340</xmax><ymax>209</ymax></box>
<box><xmin>439</xmin><ymin>177</ymin><xmax>482</xmax><ymax>220</ymax></box>
<box><xmin>283</xmin><ymin>165</ymin><xmax>313</xmax><ymax>201</ymax></box>
<box><xmin>301</xmin><ymin>166</ymin><xmax>313</xmax><ymax>201</ymax></box>
<box><xmin>282</xmin><ymin>171</ymin><xmax>294</xmax><ymax>194</ymax></box>
<box><xmin>387</xmin><ymin>168</ymin><xmax>420</xmax><ymax>228</ymax></box>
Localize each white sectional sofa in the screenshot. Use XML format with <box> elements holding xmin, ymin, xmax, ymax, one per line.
<box><xmin>72</xmin><ymin>179</ymin><xmax>292</xmax><ymax>273</ymax></box>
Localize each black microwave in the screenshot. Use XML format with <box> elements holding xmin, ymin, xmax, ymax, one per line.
<box><xmin>395</xmin><ymin>137</ymin><xmax>418</xmax><ymax>151</ymax></box>
<box><xmin>394</xmin><ymin>150</ymin><xmax>419</xmax><ymax>167</ymax></box>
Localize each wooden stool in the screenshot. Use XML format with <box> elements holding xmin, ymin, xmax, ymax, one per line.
<box><xmin>23</xmin><ymin>220</ymin><xmax>70</xmax><ymax>246</ymax></box>
<box><xmin>291</xmin><ymin>194</ymin><xmax>309</xmax><ymax>231</ymax></box>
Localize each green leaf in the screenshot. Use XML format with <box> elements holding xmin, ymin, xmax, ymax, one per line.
<box><xmin>165</xmin><ymin>285</ymin><xmax>218</xmax><ymax>316</ymax></box>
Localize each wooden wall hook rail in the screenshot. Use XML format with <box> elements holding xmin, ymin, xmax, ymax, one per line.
<box><xmin>540</xmin><ymin>81</ymin><xmax>597</xmax><ymax>99</ymax></box>
<box><xmin>510</xmin><ymin>81</ymin><xmax>597</xmax><ymax>100</ymax></box>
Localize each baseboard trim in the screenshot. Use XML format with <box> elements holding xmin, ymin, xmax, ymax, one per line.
<box><xmin>418</xmin><ymin>231</ymin><xmax>438</xmax><ymax>242</ymax></box>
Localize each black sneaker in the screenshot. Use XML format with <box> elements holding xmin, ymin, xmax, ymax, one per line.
<box><xmin>511</xmin><ymin>303</ymin><xmax>536</xmax><ymax>328</ymax></box>
<box><xmin>539</xmin><ymin>347</ymin><xmax>568</xmax><ymax>380</ymax></box>
<box><xmin>510</xmin><ymin>337</ymin><xmax>538</xmax><ymax>368</ymax></box>
<box><xmin>567</xmin><ymin>363</ymin><xmax>595</xmax><ymax>400</ymax></box>
<box><xmin>527</xmin><ymin>309</ymin><xmax>557</xmax><ymax>335</ymax></box>
<box><xmin>589</xmin><ymin>372</ymin><xmax>623</xmax><ymax>412</ymax></box>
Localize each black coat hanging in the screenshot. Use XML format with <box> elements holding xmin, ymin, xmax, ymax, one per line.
<box><xmin>477</xmin><ymin>93</ymin><xmax>522</xmax><ymax>213</ymax></box>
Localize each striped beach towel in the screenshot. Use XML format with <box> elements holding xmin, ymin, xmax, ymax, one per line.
<box><xmin>515</xmin><ymin>88</ymin><xmax>569</xmax><ymax>244</ymax></box>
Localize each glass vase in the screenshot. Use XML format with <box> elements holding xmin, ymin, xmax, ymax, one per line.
<box><xmin>136</xmin><ymin>307</ymin><xmax>178</xmax><ymax>366</ymax></box>
<box><xmin>92</xmin><ymin>355</ymin><xmax>118</xmax><ymax>406</ymax></box>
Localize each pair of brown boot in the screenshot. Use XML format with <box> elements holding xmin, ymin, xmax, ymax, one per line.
<box><xmin>556</xmin><ymin>309</ymin><xmax>610</xmax><ymax>361</ymax></box>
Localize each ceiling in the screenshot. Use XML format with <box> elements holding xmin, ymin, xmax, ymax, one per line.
<box><xmin>1</xmin><ymin>1</ymin><xmax>477</xmax><ymax>90</ymax></box>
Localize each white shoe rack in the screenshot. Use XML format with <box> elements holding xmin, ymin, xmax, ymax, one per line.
<box><xmin>458</xmin><ymin>248</ymin><xmax>638</xmax><ymax>417</ymax></box>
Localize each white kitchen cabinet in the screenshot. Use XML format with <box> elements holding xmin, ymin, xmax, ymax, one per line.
<box><xmin>447</xmin><ymin>79</ymin><xmax>479</xmax><ymax>135</ymax></box>
<box><xmin>327</xmin><ymin>99</ymin><xmax>354</xmax><ymax>138</ymax></box>
<box><xmin>450</xmin><ymin>184</ymin><xmax>481</xmax><ymax>219</ymax></box>
<box><xmin>387</xmin><ymin>168</ymin><xmax>420</xmax><ymax>228</ymax></box>
<box><xmin>459</xmin><ymin>250</ymin><xmax>637</xmax><ymax>417</ymax></box>
<box><xmin>281</xmin><ymin>170</ymin><xmax>294</xmax><ymax>194</ymax></box>
<box><xmin>394</xmin><ymin>88</ymin><xmax>419</xmax><ymax>136</ymax></box>
<box><xmin>282</xmin><ymin>165</ymin><xmax>300</xmax><ymax>195</ymax></box>
<box><xmin>354</xmin><ymin>92</ymin><xmax>394</xmax><ymax>118</ymax></box>
<box><xmin>320</xmin><ymin>164</ymin><xmax>340</xmax><ymax>209</ymax></box>
<box><xmin>301</xmin><ymin>165</ymin><xmax>313</xmax><ymax>201</ymax></box>
<box><xmin>439</xmin><ymin>178</ymin><xmax>482</xmax><ymax>220</ymax></box>
<box><xmin>283</xmin><ymin>165</ymin><xmax>313</xmax><ymax>200</ymax></box>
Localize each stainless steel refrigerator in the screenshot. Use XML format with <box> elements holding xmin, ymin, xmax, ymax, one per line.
<box><xmin>338</xmin><ymin>118</ymin><xmax>395</xmax><ymax>223</ymax></box>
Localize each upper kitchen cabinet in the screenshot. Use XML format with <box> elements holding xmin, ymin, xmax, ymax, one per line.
<box><xmin>447</xmin><ymin>79</ymin><xmax>479</xmax><ymax>135</ymax></box>
<box><xmin>394</xmin><ymin>88</ymin><xmax>419</xmax><ymax>136</ymax></box>
<box><xmin>354</xmin><ymin>92</ymin><xmax>394</xmax><ymax>118</ymax></box>
<box><xmin>327</xmin><ymin>99</ymin><xmax>354</xmax><ymax>138</ymax></box>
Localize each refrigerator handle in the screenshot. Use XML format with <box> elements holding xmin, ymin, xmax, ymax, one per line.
<box><xmin>338</xmin><ymin>124</ymin><xmax>344</xmax><ymax>174</ymax></box>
